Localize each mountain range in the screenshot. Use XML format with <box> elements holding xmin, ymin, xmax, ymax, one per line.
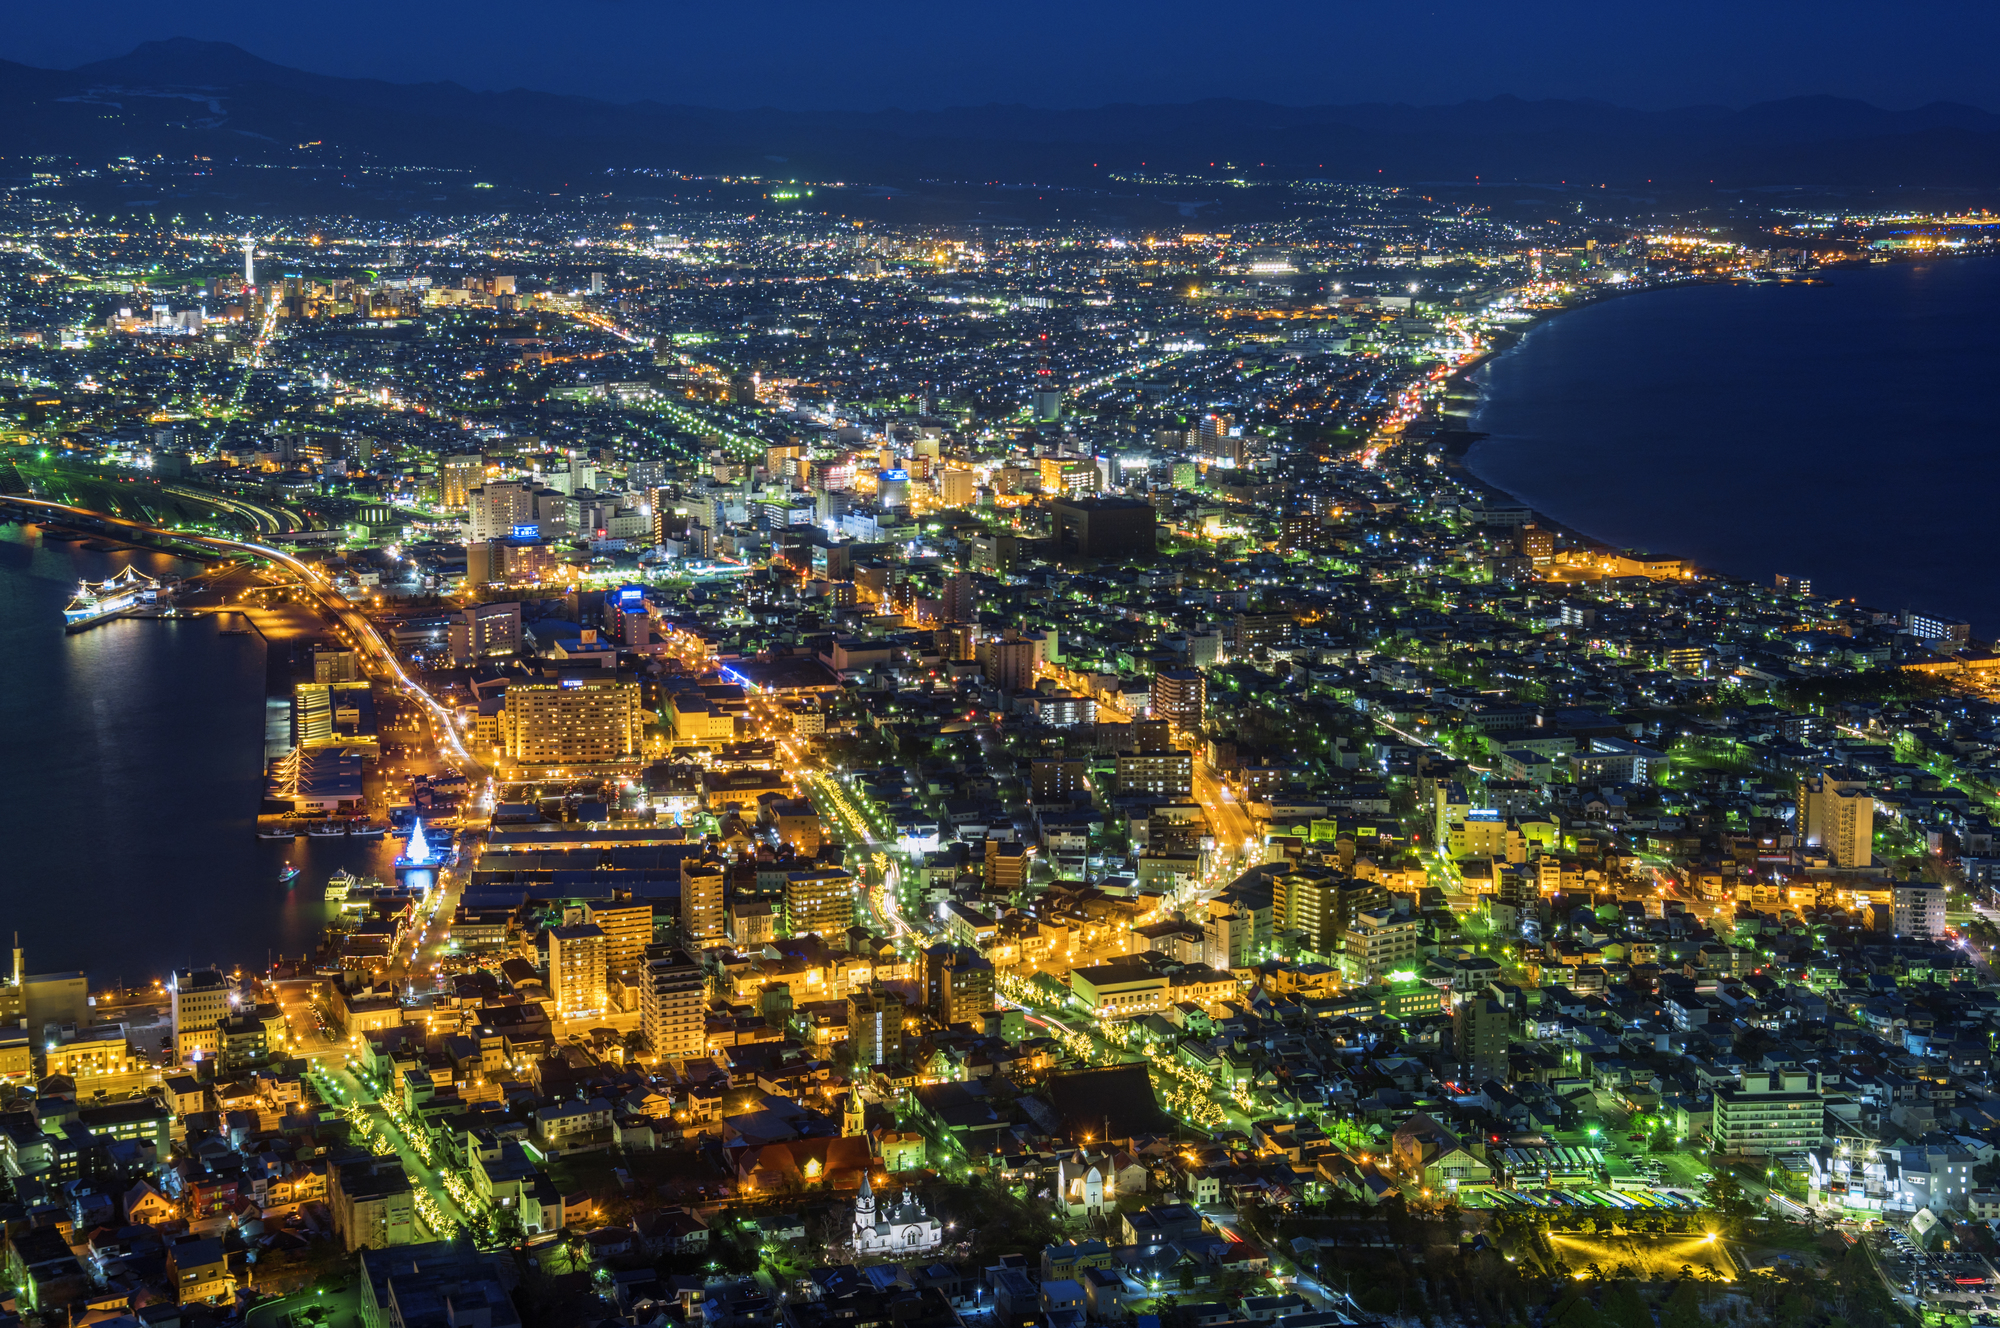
<box><xmin>6</xmin><ymin>38</ymin><xmax>2000</xmax><ymax>192</ymax></box>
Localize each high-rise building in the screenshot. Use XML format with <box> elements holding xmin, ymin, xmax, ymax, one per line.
<box><xmin>447</xmin><ymin>601</ymin><xmax>522</xmax><ymax>665</ymax></box>
<box><xmin>1202</xmin><ymin>907</ymin><xmax>1255</xmax><ymax>971</ymax></box>
<box><xmin>640</xmin><ymin>946</ymin><xmax>705</xmax><ymax>1064</ymax></box>
<box><xmin>921</xmin><ymin>944</ymin><xmax>994</xmax><ymax>1028</ymax></box>
<box><xmin>1893</xmin><ymin>882</ymin><xmax>1947</xmax><ymax>940</ymax></box>
<box><xmin>498</xmin><ymin>676</ymin><xmax>644</xmax><ymax>767</ymax></box>
<box><xmin>628</xmin><ymin>459</ymin><xmax>667</xmax><ymax>494</ymax></box>
<box><xmin>1150</xmin><ymin>669</ymin><xmax>1206</xmax><ymax>733</ymax></box>
<box><xmin>171</xmin><ymin>969</ymin><xmax>230</xmax><ymax>1063</ymax></box>
<box><xmin>440</xmin><ymin>454</ymin><xmax>485</xmax><ymax>510</ymax></box>
<box><xmin>1340</xmin><ymin>909</ymin><xmax>1423</xmax><ymax>985</ymax></box>
<box><xmin>981</xmin><ymin>637</ymin><xmax>1036</xmax><ymax>692</ymax></box>
<box><xmin>1453</xmin><ymin>997</ymin><xmax>1510</xmax><ymax>1084</ymax></box>
<box><xmin>984</xmin><ymin>839</ymin><xmax>1028</xmax><ymax>894</ymax></box>
<box><xmin>1797</xmin><ymin>770</ymin><xmax>1873</xmax><ymax>868</ymax></box>
<box><xmin>1517</xmin><ymin>524</ymin><xmax>1554</xmax><ymax>565</ymax></box>
<box><xmin>680</xmin><ymin>855</ymin><xmax>726</xmax><ymax>947</ymax></box>
<box><xmin>1274</xmin><ymin>871</ymin><xmax>1386</xmax><ymax>959</ymax></box>
<box><xmin>465</xmin><ymin>481</ymin><xmax>535</xmax><ymax>543</ymax></box>
<box><xmin>1714</xmin><ymin>1070</ymin><xmax>1824</xmax><ymax>1157</ymax></box>
<box><xmin>547</xmin><ymin>924</ymin><xmax>608</xmax><ymax>1024</ymax></box>
<box><xmin>783</xmin><ymin>869</ymin><xmax>855</xmax><ymax>939</ymax></box>
<box><xmin>937</xmin><ymin>468</ymin><xmax>977</xmax><ymax>508</ymax></box>
<box><xmin>1116</xmin><ymin>751</ymin><xmax>1192</xmax><ymax>798</ymax></box>
<box><xmin>940</xmin><ymin>572</ymin><xmax>975</xmax><ymax>624</ymax></box>
<box><xmin>1030</xmin><ymin>760</ymin><xmax>1089</xmax><ymax>804</ymax></box>
<box><xmin>848</xmin><ymin>985</ymin><xmax>907</xmax><ymax>1067</ymax></box>
<box><xmin>589</xmin><ymin>894</ymin><xmax>654</xmax><ymax>982</ymax></box>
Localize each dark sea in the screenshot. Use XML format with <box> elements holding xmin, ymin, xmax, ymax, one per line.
<box><xmin>0</xmin><ymin>522</ymin><xmax>396</xmax><ymax>986</ymax></box>
<box><xmin>1467</xmin><ymin>255</ymin><xmax>2000</xmax><ymax>632</ymax></box>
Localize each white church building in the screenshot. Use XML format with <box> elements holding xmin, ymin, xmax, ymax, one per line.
<box><xmin>852</xmin><ymin>1172</ymin><xmax>944</xmax><ymax>1256</ymax></box>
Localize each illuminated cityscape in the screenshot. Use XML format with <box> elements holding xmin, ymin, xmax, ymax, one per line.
<box><xmin>4</xmin><ymin>27</ymin><xmax>2000</xmax><ymax>1328</ymax></box>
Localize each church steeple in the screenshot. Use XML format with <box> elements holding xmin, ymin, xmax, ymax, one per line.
<box><xmin>853</xmin><ymin>1168</ymin><xmax>876</xmax><ymax>1239</ymax></box>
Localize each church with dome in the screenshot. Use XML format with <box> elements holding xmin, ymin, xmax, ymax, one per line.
<box><xmin>851</xmin><ymin>1172</ymin><xmax>943</xmax><ymax>1256</ymax></box>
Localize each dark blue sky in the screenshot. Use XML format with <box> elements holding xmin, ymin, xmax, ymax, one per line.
<box><xmin>7</xmin><ymin>0</ymin><xmax>1997</xmax><ymax>112</ymax></box>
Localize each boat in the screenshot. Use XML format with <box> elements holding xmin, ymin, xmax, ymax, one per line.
<box><xmin>308</xmin><ymin>820</ymin><xmax>349</xmax><ymax>838</ymax></box>
<box><xmin>278</xmin><ymin>864</ymin><xmax>301</xmax><ymax>884</ymax></box>
<box><xmin>64</xmin><ymin>566</ymin><xmax>165</xmax><ymax>632</ymax></box>
<box><xmin>349</xmin><ymin>820</ymin><xmax>390</xmax><ymax>838</ymax></box>
<box><xmin>257</xmin><ymin>823</ymin><xmax>301</xmax><ymax>839</ymax></box>
<box><xmin>324</xmin><ymin>867</ymin><xmax>361</xmax><ymax>901</ymax></box>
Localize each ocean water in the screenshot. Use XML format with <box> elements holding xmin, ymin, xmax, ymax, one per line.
<box><xmin>0</xmin><ymin>522</ymin><xmax>394</xmax><ymax>985</ymax></box>
<box><xmin>1467</xmin><ymin>255</ymin><xmax>2000</xmax><ymax>633</ymax></box>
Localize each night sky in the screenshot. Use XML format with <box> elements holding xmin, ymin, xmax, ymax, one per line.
<box><xmin>4</xmin><ymin>0</ymin><xmax>1996</xmax><ymax>113</ymax></box>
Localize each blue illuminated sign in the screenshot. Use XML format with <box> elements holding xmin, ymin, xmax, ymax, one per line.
<box><xmin>509</xmin><ymin>524</ymin><xmax>540</xmax><ymax>539</ymax></box>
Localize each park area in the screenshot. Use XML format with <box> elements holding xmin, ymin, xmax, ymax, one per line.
<box><xmin>1545</xmin><ymin>1230</ymin><xmax>1739</xmax><ymax>1282</ymax></box>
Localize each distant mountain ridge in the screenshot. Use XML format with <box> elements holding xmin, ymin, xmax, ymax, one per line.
<box><xmin>6</xmin><ymin>37</ymin><xmax>2000</xmax><ymax>189</ymax></box>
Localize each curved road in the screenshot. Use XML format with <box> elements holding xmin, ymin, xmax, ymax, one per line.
<box><xmin>1</xmin><ymin>492</ymin><xmax>472</xmax><ymax>769</ymax></box>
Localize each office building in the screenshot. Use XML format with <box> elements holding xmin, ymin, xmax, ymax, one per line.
<box><xmin>447</xmin><ymin>601</ymin><xmax>522</xmax><ymax>665</ymax></box>
<box><xmin>547</xmin><ymin>923</ymin><xmax>608</xmax><ymax>1024</ymax></box>
<box><xmin>1797</xmin><ymin>770</ymin><xmax>1873</xmax><ymax>868</ymax></box>
<box><xmin>171</xmin><ymin>969</ymin><xmax>229</xmax><ymax>1063</ymax></box>
<box><xmin>937</xmin><ymin>468</ymin><xmax>977</xmax><ymax>508</ymax></box>
<box><xmin>640</xmin><ymin>946</ymin><xmax>706</xmax><ymax>1063</ymax></box>
<box><xmin>498</xmin><ymin>676</ymin><xmax>644</xmax><ymax>767</ymax></box>
<box><xmin>465</xmin><ymin>481</ymin><xmax>534</xmax><ymax>543</ymax></box>
<box><xmin>1050</xmin><ymin>496</ymin><xmax>1157</xmax><ymax>560</ymax></box>
<box><xmin>1150</xmin><ymin>669</ymin><xmax>1205</xmax><ymax>732</ymax></box>
<box><xmin>313</xmin><ymin>648</ymin><xmax>359</xmax><ymax>683</ymax></box>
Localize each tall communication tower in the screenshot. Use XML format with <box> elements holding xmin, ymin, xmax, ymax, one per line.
<box><xmin>242</xmin><ymin>236</ymin><xmax>256</xmax><ymax>289</ymax></box>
